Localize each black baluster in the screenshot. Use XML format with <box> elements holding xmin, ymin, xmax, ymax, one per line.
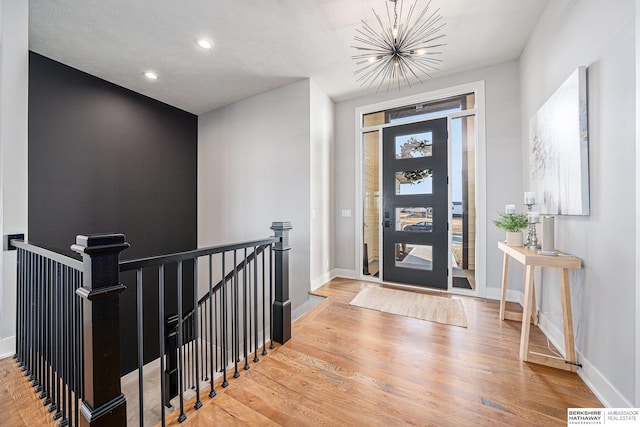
<box><xmin>221</xmin><ymin>252</ymin><xmax>228</xmax><ymax>388</ymax></box>
<box><xmin>269</xmin><ymin>245</ymin><xmax>274</xmax><ymax>350</ymax></box>
<box><xmin>177</xmin><ymin>261</ymin><xmax>187</xmax><ymax>423</ymax></box>
<box><xmin>208</xmin><ymin>255</ymin><xmax>216</xmax><ymax>398</ymax></box>
<box><xmin>193</xmin><ymin>258</ymin><xmax>202</xmax><ymax>409</ymax></box>
<box><xmin>60</xmin><ymin>264</ymin><xmax>69</xmax><ymax>427</ymax></box>
<box><xmin>233</xmin><ymin>250</ymin><xmax>239</xmax><ymax>378</ymax></box>
<box><xmin>137</xmin><ymin>268</ymin><xmax>145</xmax><ymax>427</ymax></box>
<box><xmin>43</xmin><ymin>256</ymin><xmax>51</xmax><ymax>405</ymax></box>
<box><xmin>53</xmin><ymin>262</ymin><xmax>63</xmax><ymax>421</ymax></box>
<box><xmin>253</xmin><ymin>246</ymin><xmax>260</xmax><ymax>363</ymax></box>
<box><xmin>243</xmin><ymin>248</ymin><xmax>249</xmax><ymax>371</ymax></box>
<box><xmin>14</xmin><ymin>248</ymin><xmax>22</xmax><ymax>365</ymax></box>
<box><xmin>159</xmin><ymin>265</ymin><xmax>167</xmax><ymax>427</ymax></box>
<box><xmin>261</xmin><ymin>248</ymin><xmax>267</xmax><ymax>356</ymax></box>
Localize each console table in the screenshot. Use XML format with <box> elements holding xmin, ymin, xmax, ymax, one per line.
<box><xmin>498</xmin><ymin>241</ymin><xmax>582</xmax><ymax>372</ymax></box>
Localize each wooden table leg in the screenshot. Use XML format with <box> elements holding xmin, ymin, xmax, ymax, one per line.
<box><xmin>531</xmin><ymin>279</ymin><xmax>538</xmax><ymax>326</ymax></box>
<box><xmin>499</xmin><ymin>252</ymin><xmax>509</xmax><ymax>320</ymax></box>
<box><xmin>519</xmin><ymin>265</ymin><xmax>535</xmax><ymax>361</ymax></box>
<box><xmin>560</xmin><ymin>268</ymin><xmax>577</xmax><ymax>372</ymax></box>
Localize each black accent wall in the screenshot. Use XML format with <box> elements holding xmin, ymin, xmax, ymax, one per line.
<box><xmin>28</xmin><ymin>52</ymin><xmax>197</xmax><ymax>374</ymax></box>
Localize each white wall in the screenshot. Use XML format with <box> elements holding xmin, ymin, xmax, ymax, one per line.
<box><xmin>0</xmin><ymin>0</ymin><xmax>28</xmax><ymax>358</ymax></box>
<box><xmin>309</xmin><ymin>80</ymin><xmax>336</xmax><ymax>290</ymax></box>
<box><xmin>520</xmin><ymin>0</ymin><xmax>635</xmax><ymax>407</ymax></box>
<box><xmin>636</xmin><ymin>0</ymin><xmax>640</xmax><ymax>408</ymax></box>
<box><xmin>198</xmin><ymin>79</ymin><xmax>316</xmax><ymax>317</ymax></box>
<box><xmin>334</xmin><ymin>61</ymin><xmax>523</xmax><ymax>295</ymax></box>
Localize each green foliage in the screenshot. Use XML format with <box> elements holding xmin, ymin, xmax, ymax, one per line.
<box><xmin>402</xmin><ymin>169</ymin><xmax>432</xmax><ymax>183</ymax></box>
<box><xmin>492</xmin><ymin>212</ymin><xmax>528</xmax><ymax>232</ymax></box>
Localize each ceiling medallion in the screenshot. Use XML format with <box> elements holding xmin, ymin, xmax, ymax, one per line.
<box><xmin>352</xmin><ymin>0</ymin><xmax>446</xmax><ymax>92</ymax></box>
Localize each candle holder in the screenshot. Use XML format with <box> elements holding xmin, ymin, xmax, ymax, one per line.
<box><xmin>524</xmin><ymin>203</ymin><xmax>539</xmax><ymax>250</ymax></box>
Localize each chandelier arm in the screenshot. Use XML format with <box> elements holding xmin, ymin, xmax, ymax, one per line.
<box><xmin>355</xmin><ymin>54</ymin><xmax>392</xmax><ymax>81</ymax></box>
<box><xmin>407</xmin><ymin>18</ymin><xmax>444</xmax><ymax>44</ymax></box>
<box><xmin>356</xmin><ymin>19</ymin><xmax>392</xmax><ymax>47</ymax></box>
<box><xmin>398</xmin><ymin>0</ymin><xmax>406</xmax><ymax>31</ymax></box>
<box><xmin>403</xmin><ymin>33</ymin><xmax>446</xmax><ymax>52</ymax></box>
<box><xmin>384</xmin><ymin>60</ymin><xmax>399</xmax><ymax>92</ymax></box>
<box><xmin>402</xmin><ymin>14</ymin><xmax>445</xmax><ymax>49</ymax></box>
<box><xmin>372</xmin><ymin>9</ymin><xmax>397</xmax><ymax>47</ymax></box>
<box><xmin>408</xmin><ymin>12</ymin><xmax>445</xmax><ymax>42</ymax></box>
<box><xmin>364</xmin><ymin>55</ymin><xmax>396</xmax><ymax>83</ymax></box>
<box><xmin>384</xmin><ymin>64</ymin><xmax>396</xmax><ymax>92</ymax></box>
<box><xmin>403</xmin><ymin>55</ymin><xmax>439</xmax><ymax>75</ymax></box>
<box><xmin>397</xmin><ymin>55</ymin><xmax>425</xmax><ymax>84</ymax></box>
<box><xmin>354</xmin><ymin>27</ymin><xmax>395</xmax><ymax>51</ymax></box>
<box><xmin>385</xmin><ymin>1</ymin><xmax>393</xmax><ymax>31</ymax></box>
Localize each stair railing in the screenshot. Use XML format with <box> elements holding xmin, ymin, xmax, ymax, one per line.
<box><xmin>11</xmin><ymin>221</ymin><xmax>292</xmax><ymax>427</ymax></box>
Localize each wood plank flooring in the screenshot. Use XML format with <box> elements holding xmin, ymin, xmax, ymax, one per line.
<box><xmin>161</xmin><ymin>278</ymin><xmax>601</xmax><ymax>426</ymax></box>
<box><xmin>1</xmin><ymin>278</ymin><xmax>602</xmax><ymax>426</ymax></box>
<box><xmin>0</xmin><ymin>356</ymin><xmax>58</xmax><ymax>427</ymax></box>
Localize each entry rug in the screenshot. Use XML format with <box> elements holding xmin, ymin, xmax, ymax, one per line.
<box><xmin>349</xmin><ymin>286</ymin><xmax>467</xmax><ymax>328</ymax></box>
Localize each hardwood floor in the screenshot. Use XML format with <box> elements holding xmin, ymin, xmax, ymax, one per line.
<box><xmin>1</xmin><ymin>278</ymin><xmax>602</xmax><ymax>426</ymax></box>
<box><xmin>162</xmin><ymin>278</ymin><xmax>601</xmax><ymax>426</ymax></box>
<box><xmin>0</xmin><ymin>356</ymin><xmax>58</xmax><ymax>427</ymax></box>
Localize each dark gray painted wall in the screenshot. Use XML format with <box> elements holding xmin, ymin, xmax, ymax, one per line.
<box><xmin>28</xmin><ymin>52</ymin><xmax>197</xmax><ymax>374</ymax></box>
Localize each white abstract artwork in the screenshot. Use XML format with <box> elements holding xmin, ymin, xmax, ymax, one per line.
<box><xmin>529</xmin><ymin>66</ymin><xmax>590</xmax><ymax>215</ymax></box>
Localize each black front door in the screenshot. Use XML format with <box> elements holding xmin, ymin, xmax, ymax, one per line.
<box><xmin>382</xmin><ymin>118</ymin><xmax>448</xmax><ymax>288</ymax></box>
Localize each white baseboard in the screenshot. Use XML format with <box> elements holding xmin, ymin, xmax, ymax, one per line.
<box><xmin>0</xmin><ymin>335</ymin><xmax>15</xmax><ymax>359</ymax></box>
<box><xmin>332</xmin><ymin>268</ymin><xmax>357</xmax><ymax>280</ymax></box>
<box><xmin>537</xmin><ymin>312</ymin><xmax>633</xmax><ymax>408</ymax></box>
<box><xmin>292</xmin><ymin>296</ymin><xmax>324</xmax><ymax>321</ymax></box>
<box><xmin>577</xmin><ymin>351</ymin><xmax>634</xmax><ymax>408</ymax></box>
<box><xmin>310</xmin><ymin>270</ymin><xmax>336</xmax><ymax>291</ymax></box>
<box><xmin>485</xmin><ymin>287</ymin><xmax>522</xmax><ymax>304</ymax></box>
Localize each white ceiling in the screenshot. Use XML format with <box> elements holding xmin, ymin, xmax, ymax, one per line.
<box><xmin>29</xmin><ymin>0</ymin><xmax>549</xmax><ymax>115</ymax></box>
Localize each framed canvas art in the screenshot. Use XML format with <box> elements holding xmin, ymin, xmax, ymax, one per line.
<box><xmin>529</xmin><ymin>66</ymin><xmax>590</xmax><ymax>215</ymax></box>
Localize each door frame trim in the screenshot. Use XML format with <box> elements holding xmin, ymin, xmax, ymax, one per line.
<box><xmin>354</xmin><ymin>81</ymin><xmax>487</xmax><ymax>297</ymax></box>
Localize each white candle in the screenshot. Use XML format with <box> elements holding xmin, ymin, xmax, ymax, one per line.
<box><xmin>528</xmin><ymin>211</ymin><xmax>540</xmax><ymax>223</ymax></box>
<box><xmin>505</xmin><ymin>204</ymin><xmax>516</xmax><ymax>214</ymax></box>
<box><xmin>524</xmin><ymin>191</ymin><xmax>535</xmax><ymax>205</ymax></box>
<box><xmin>541</xmin><ymin>216</ymin><xmax>555</xmax><ymax>252</ymax></box>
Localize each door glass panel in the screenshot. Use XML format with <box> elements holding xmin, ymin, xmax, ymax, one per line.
<box><xmin>362</xmin><ymin>130</ymin><xmax>380</xmax><ymax>277</ymax></box>
<box><xmin>395</xmin><ymin>169</ymin><xmax>433</xmax><ymax>195</ymax></box>
<box><xmin>395</xmin><ymin>132</ymin><xmax>433</xmax><ymax>159</ymax></box>
<box><xmin>395</xmin><ymin>243</ymin><xmax>433</xmax><ymax>271</ymax></box>
<box><xmin>451</xmin><ymin>115</ymin><xmax>476</xmax><ymax>290</ymax></box>
<box><xmin>395</xmin><ymin>207</ymin><xmax>433</xmax><ymax>232</ymax></box>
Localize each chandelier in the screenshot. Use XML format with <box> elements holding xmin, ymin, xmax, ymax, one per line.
<box><xmin>352</xmin><ymin>0</ymin><xmax>446</xmax><ymax>91</ymax></box>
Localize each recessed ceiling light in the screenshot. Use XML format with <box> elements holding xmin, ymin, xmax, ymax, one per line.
<box><xmin>196</xmin><ymin>38</ymin><xmax>213</xmax><ymax>49</ymax></box>
<box><xmin>144</xmin><ymin>71</ymin><xmax>158</xmax><ymax>80</ymax></box>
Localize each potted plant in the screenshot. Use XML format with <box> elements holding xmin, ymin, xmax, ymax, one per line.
<box><xmin>493</xmin><ymin>212</ymin><xmax>528</xmax><ymax>247</ymax></box>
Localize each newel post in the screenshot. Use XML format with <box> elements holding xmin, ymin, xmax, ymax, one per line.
<box><xmin>271</xmin><ymin>221</ymin><xmax>292</xmax><ymax>344</ymax></box>
<box><xmin>72</xmin><ymin>234</ymin><xmax>129</xmax><ymax>427</ymax></box>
